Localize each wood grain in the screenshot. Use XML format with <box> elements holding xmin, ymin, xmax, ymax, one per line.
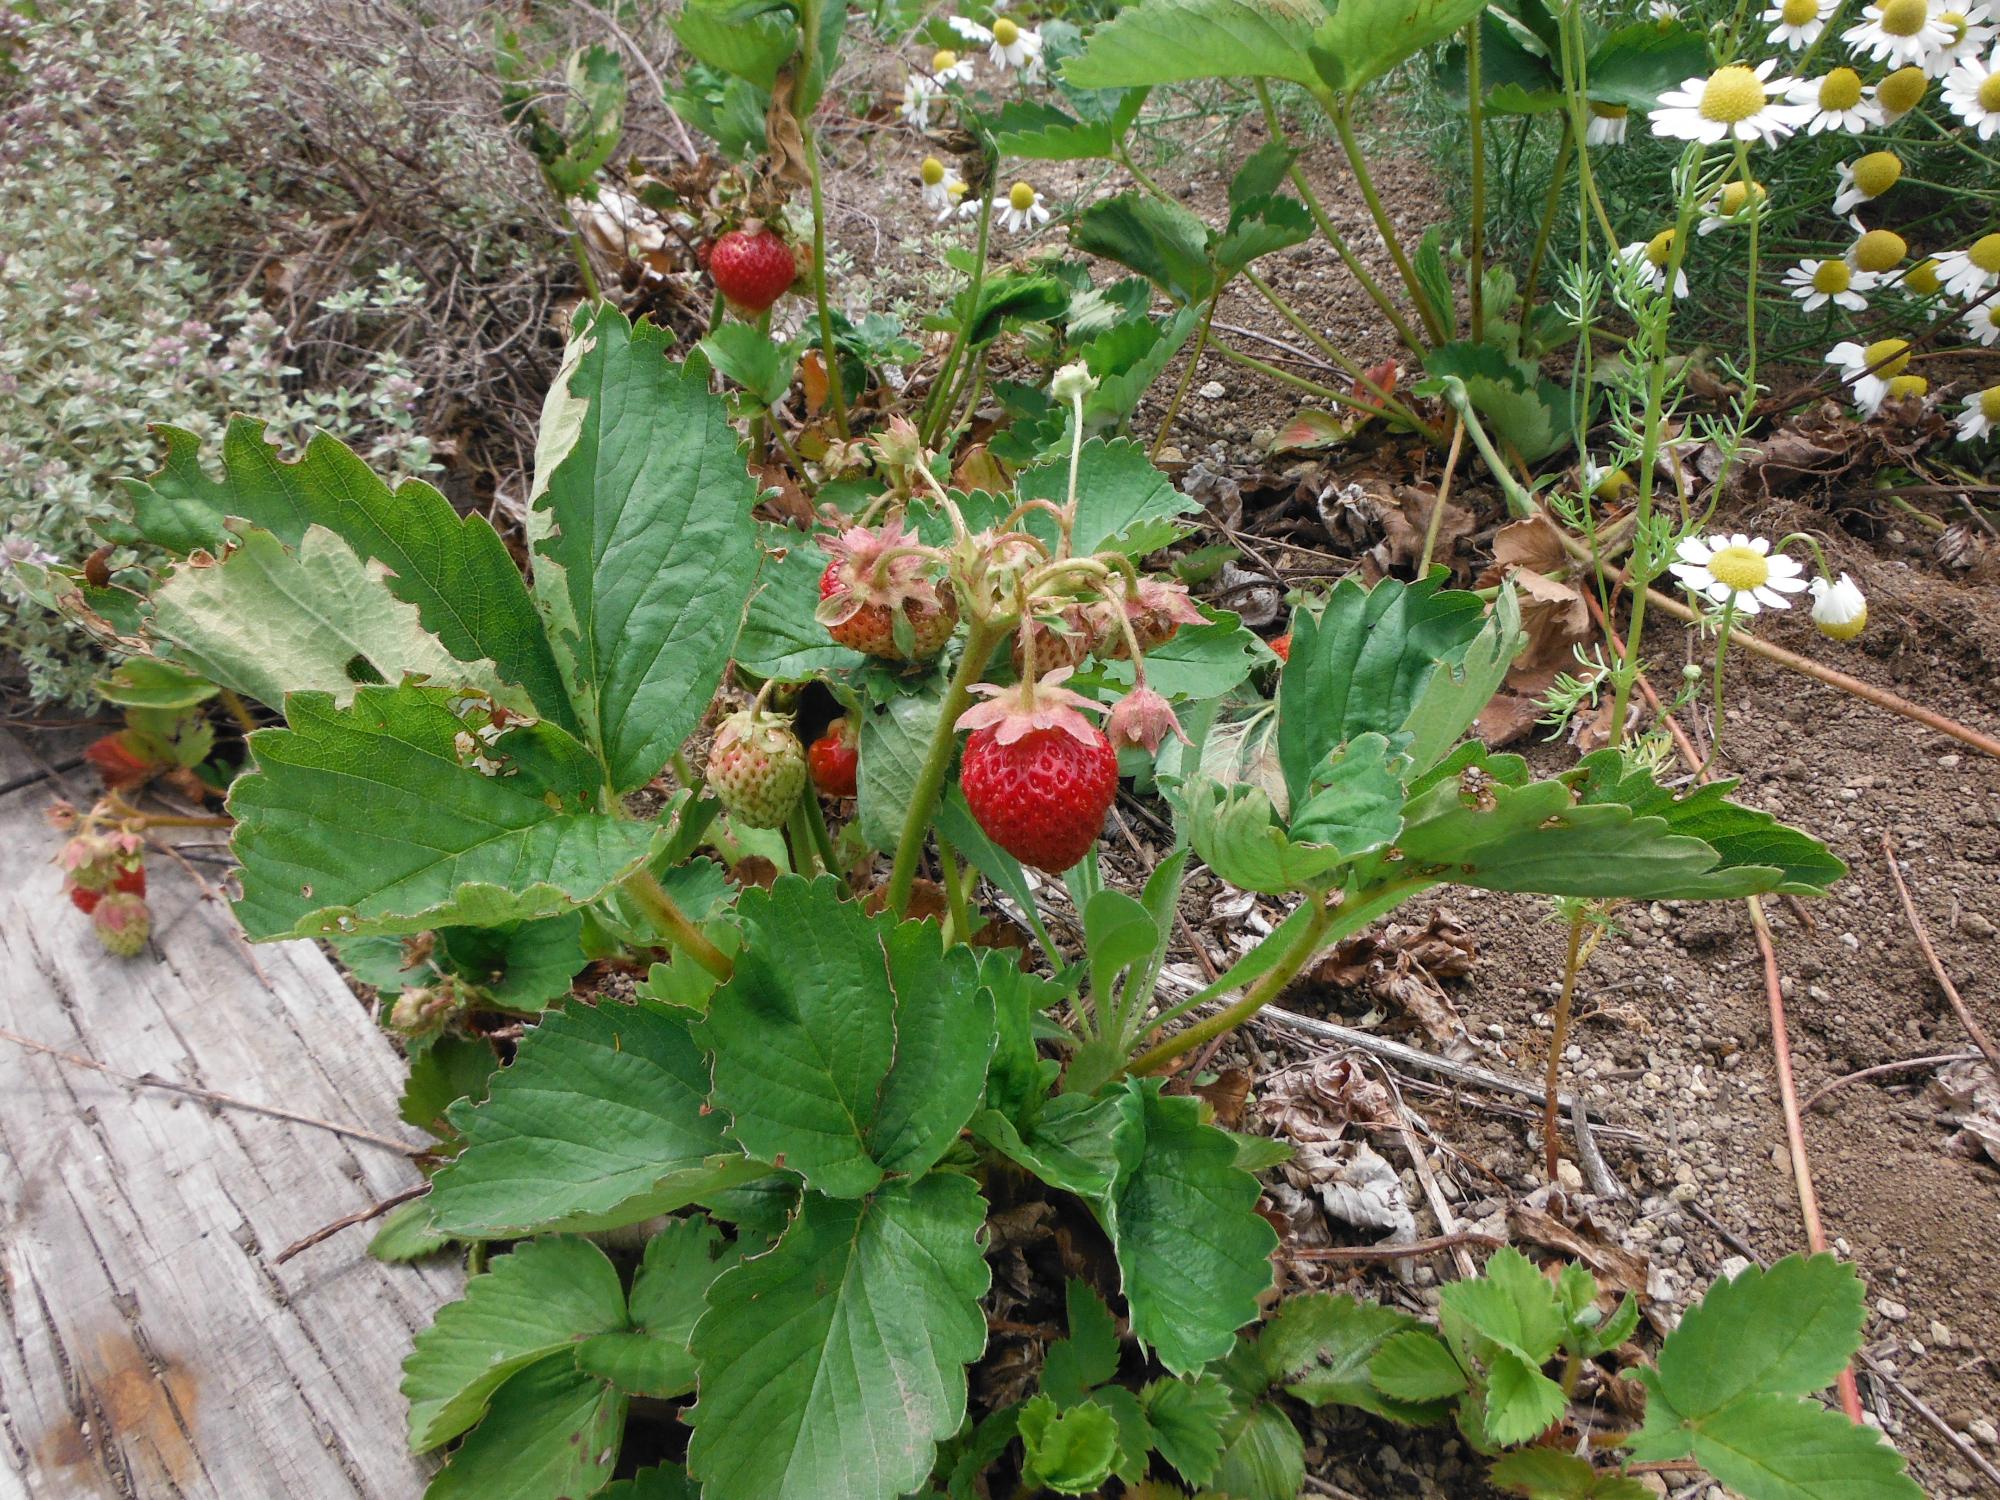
<box><xmin>0</xmin><ymin>732</ymin><xmax>458</xmax><ymax>1499</ymax></box>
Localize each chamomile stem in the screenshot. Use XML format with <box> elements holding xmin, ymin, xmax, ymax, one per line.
<box><xmin>922</xmin><ymin>178</ymin><xmax>996</xmax><ymax>447</ymax></box>
<box><xmin>1518</xmin><ymin>121</ymin><xmax>1575</xmax><ymax>335</ymax></box>
<box><xmin>883</xmin><ymin>621</ymin><xmax>1005</xmax><ymax>917</ymax></box>
<box><xmin>1466</xmin><ymin>16</ymin><xmax>1487</xmax><ymax>343</ymax></box>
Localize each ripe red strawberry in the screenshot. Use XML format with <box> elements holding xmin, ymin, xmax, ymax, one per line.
<box><xmin>706</xmin><ymin>706</ymin><xmax>807</xmax><ymax>829</ymax></box>
<box><xmin>956</xmin><ymin>668</ymin><xmax>1118</xmax><ymax>874</ymax></box>
<box><xmin>1269</xmin><ymin>632</ymin><xmax>1291</xmax><ymax>662</ymax></box>
<box><xmin>709</xmin><ymin>227</ymin><xmax>796</xmax><ymax>312</ymax></box>
<box><xmin>816</xmin><ymin>520</ymin><xmax>956</xmax><ymax>661</ymax></box>
<box><xmin>808</xmin><ymin>717</ymin><xmax>859</xmax><ymax>798</ymax></box>
<box><xmin>69</xmin><ymin>885</ymin><xmax>103</xmax><ymax>914</ymax></box>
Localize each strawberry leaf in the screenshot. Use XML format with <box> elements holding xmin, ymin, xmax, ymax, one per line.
<box><xmin>687</xmin><ymin>1174</ymin><xmax>991</xmax><ymax>1500</ymax></box>
<box><xmin>1651</xmin><ymin>1255</ymin><xmax>1867</xmax><ymax>1420</ymax></box>
<box><xmin>1367</xmin><ymin>1330</ymin><xmax>1470</xmax><ymax>1405</ymax></box>
<box><xmin>528</xmin><ymin>306</ymin><xmax>761</xmax><ymax>792</ymax></box>
<box><xmin>1019</xmin><ymin>1394</ymin><xmax>1122</xmax><ymax>1494</ymax></box>
<box><xmin>230</xmin><ymin>686</ymin><xmax>661</xmax><ymax>940</ymax></box>
<box><xmin>1015</xmin><ymin>437</ymin><xmax>1203</xmax><ymax>558</ymax></box>
<box><xmin>402</xmin><ymin>1236</ymin><xmax>627</xmax><ymax>1452</ymax></box>
<box><xmin>575</xmin><ymin>1217</ymin><xmax>742</xmax><ymax>1398</ymax></box>
<box><xmin>421</xmin><ymin>1354</ymin><xmax>626</xmax><ymax>1500</ymax></box>
<box><xmin>1063</xmin><ymin>0</ymin><xmax>1330</xmax><ymax>90</ymax></box>
<box><xmin>1099</xmin><ymin>1078</ymin><xmax>1277</xmax><ymax>1375</ymax></box>
<box><xmin>701</xmin><ymin>876</ymin><xmax>994</xmax><ymax>1198</ymax></box>
<box><xmin>425</xmin><ymin>998</ymin><xmax>759</xmax><ymax>1238</ymax></box>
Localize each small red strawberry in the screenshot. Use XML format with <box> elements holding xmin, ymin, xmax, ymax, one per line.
<box><xmin>1269</xmin><ymin>632</ymin><xmax>1291</xmax><ymax>663</ymax></box>
<box><xmin>708</xmin><ymin>225</ymin><xmax>797</xmax><ymax>312</ymax></box>
<box><xmin>706</xmin><ymin>706</ymin><xmax>807</xmax><ymax>829</ymax></box>
<box><xmin>957</xmin><ymin>668</ymin><xmax>1118</xmax><ymax>874</ymax></box>
<box><xmin>92</xmin><ymin>892</ymin><xmax>151</xmax><ymax>958</ymax></box>
<box><xmin>69</xmin><ymin>885</ymin><xmax>103</xmax><ymax>914</ymax></box>
<box><xmin>816</xmin><ymin>520</ymin><xmax>956</xmax><ymax>661</ymax></box>
<box><xmin>114</xmin><ymin>864</ymin><xmax>146</xmax><ymax>897</ymax></box>
<box><xmin>808</xmin><ymin>717</ymin><xmax>860</xmax><ymax>798</ymax></box>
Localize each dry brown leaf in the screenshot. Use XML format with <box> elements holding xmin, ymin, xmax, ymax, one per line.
<box><xmin>1193</xmin><ymin>1066</ymin><xmax>1253</xmax><ymax>1129</ymax></box>
<box><xmin>1509</xmin><ymin>1202</ymin><xmax>1650</xmax><ymax>1299</ymax></box>
<box><xmin>1306</xmin><ymin>910</ymin><xmax>1476</xmax><ymax>1046</ymax></box>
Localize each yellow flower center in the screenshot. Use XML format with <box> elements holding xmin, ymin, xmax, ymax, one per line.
<box><xmin>1980</xmin><ymin>72</ymin><xmax>2000</xmax><ymax>111</ymax></box>
<box><xmin>1592</xmin><ymin>466</ymin><xmax>1635</xmax><ymax>500</ymax></box>
<box><xmin>1972</xmin><ymin>233</ymin><xmax>2000</xmax><ymax>273</ymax></box>
<box><xmin>1981</xmin><ymin>386</ymin><xmax>2000</xmax><ymax>421</ymax></box>
<box><xmin>1940</xmin><ymin>8</ymin><xmax>1968</xmax><ymax>40</ymax></box>
<box><xmin>1782</xmin><ymin>0</ymin><xmax>1820</xmax><ymax>22</ymax></box>
<box><xmin>1854</xmin><ymin>228</ymin><xmax>1906</xmax><ymax>271</ymax></box>
<box><xmin>1878</xmin><ymin>0</ymin><xmax>1928</xmax><ymax>35</ymax></box>
<box><xmin>993</xmin><ymin>16</ymin><xmax>1020</xmax><ymax>45</ymax></box>
<box><xmin>1878</xmin><ymin>66</ymin><xmax>1927</xmax><ymax>112</ymax></box>
<box><xmin>921</xmin><ymin>155</ymin><xmax>946</xmax><ymax>186</ymax></box>
<box><xmin>1812</xmin><ymin>260</ymin><xmax>1853</xmax><ymax>293</ymax></box>
<box><xmin>1008</xmin><ymin>181</ymin><xmax>1037</xmax><ymax>211</ymax></box>
<box><xmin>1718</xmin><ymin>180</ymin><xmax>1766</xmax><ymax>214</ymax></box>
<box><xmin>932</xmin><ymin>48</ymin><xmax>958</xmax><ymax>70</ymax></box>
<box><xmin>1851</xmin><ymin>150</ymin><xmax>1902</xmax><ymax>198</ymax></box>
<box><xmin>1863</xmin><ymin>337</ymin><xmax>1911</xmax><ymax>377</ymax></box>
<box><xmin>1987</xmin><ymin>305</ymin><xmax>2000</xmax><ymax>329</ymax></box>
<box><xmin>1904</xmin><ymin>257</ymin><xmax>1942</xmax><ymax>293</ymax></box>
<box><xmin>1699</xmin><ymin>65</ymin><xmax>1768</xmax><ymax>122</ymax></box>
<box><xmin>1887</xmin><ymin>374</ymin><xmax>1928</xmax><ymax>398</ymax></box>
<box><xmin>1819</xmin><ymin>67</ymin><xmax>1864</xmax><ymax>109</ymax></box>
<box><xmin>1708</xmin><ymin>545</ymin><xmax>1770</xmax><ymax>592</ymax></box>
<box><xmin>1589</xmin><ymin>99</ymin><xmax>1630</xmax><ymax>118</ymax></box>
<box><xmin>1644</xmin><ymin>228</ymin><xmax>1676</xmax><ymax>267</ymax></box>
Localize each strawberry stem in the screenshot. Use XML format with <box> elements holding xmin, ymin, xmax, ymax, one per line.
<box><xmin>624</xmin><ymin>868</ymin><xmax>734</xmax><ymax>980</ymax></box>
<box><xmin>883</xmin><ymin>619</ymin><xmax>1005</xmax><ymax>917</ymax></box>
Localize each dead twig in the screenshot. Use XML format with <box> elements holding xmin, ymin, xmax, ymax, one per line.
<box><xmin>1803</xmin><ymin>1051</ymin><xmax>1982</xmax><ymax>1111</ymax></box>
<box><xmin>1290</xmin><ymin>1230</ymin><xmax>1505</xmax><ymax>1262</ymax></box>
<box><xmin>274</xmin><ymin>1182</ymin><xmax>430</xmax><ymax>1264</ymax></box>
<box><xmin>1856</xmin><ymin>1348</ymin><xmax>2000</xmax><ymax>1496</ymax></box>
<box><xmin>0</xmin><ymin>1025</ymin><xmax>424</xmax><ymax>1156</ymax></box>
<box><xmin>1571</xmin><ymin>1094</ymin><xmax>1625</xmax><ymax>1199</ymax></box>
<box><xmin>1881</xmin><ymin>834</ymin><xmax>2000</xmax><ymax>1078</ymax></box>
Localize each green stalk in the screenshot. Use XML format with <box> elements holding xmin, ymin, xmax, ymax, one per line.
<box><xmin>1329</xmin><ymin>103</ymin><xmax>1446</xmax><ymax>344</ymax></box>
<box><xmin>787</xmin><ymin>798</ymin><xmax>823</xmax><ymax>878</ymax></box>
<box><xmin>1151</xmin><ymin>293</ymin><xmax>1220</xmax><ymax>457</ymax></box>
<box><xmin>801</xmin><ymin>124</ymin><xmax>850</xmax><ymax>439</ymax></box>
<box><xmin>922</xmin><ymin>178</ymin><xmax>995</xmax><ymax>447</ymax></box>
<box><xmin>801</xmin><ymin>785</ymin><xmax>839</xmax><ymax>876</ymax></box>
<box><xmin>551</xmin><ymin>187</ymin><xmax>603</xmax><ymax>302</ymax></box>
<box><xmin>1438</xmin><ymin>379</ymin><xmax>1537</xmax><ymax>519</ymax></box>
<box><xmin>625</xmin><ymin>868</ymin><xmax>733</xmax><ymax>979</ymax></box>
<box><xmin>1518</xmin><ymin>120</ymin><xmax>1575</xmax><ymax>337</ymax></box>
<box><xmin>937</xmin><ymin>836</ymin><xmax>973</xmax><ymax>945</ymax></box>
<box><xmin>1253</xmin><ymin>82</ymin><xmax>1426</xmax><ymax>354</ymax></box>
<box><xmin>883</xmin><ymin>622</ymin><xmax>1005</xmax><ymax>917</ymax></box>
<box><xmin>1605</xmin><ymin>148</ymin><xmax>1706</xmax><ymax>745</ymax></box>
<box><xmin>1125</xmin><ymin>878</ymin><xmax>1427</xmax><ymax>1077</ymax></box>
<box><xmin>1466</xmin><ymin>18</ymin><xmax>1487</xmax><ymax>344</ymax></box>
<box><xmin>1240</xmin><ymin>268</ymin><xmax>1438</xmax><ymax>435</ymax></box>
<box><xmin>1209</xmin><ymin>340</ymin><xmax>1390</xmax><ymax>416</ymax></box>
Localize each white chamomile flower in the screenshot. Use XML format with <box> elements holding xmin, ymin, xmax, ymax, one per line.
<box><xmin>1765</xmin><ymin>0</ymin><xmax>1835</xmax><ymax>46</ymax></box>
<box><xmin>1620</xmin><ymin>230</ymin><xmax>1690</xmax><ymax>297</ymax></box>
<box><xmin>1832</xmin><ymin>149</ymin><xmax>1902</xmax><ymax>214</ymax></box>
<box><xmin>1825</xmin><ymin>337</ymin><xmax>1913</xmax><ymax>416</ymax></box>
<box><xmin>1885</xmin><ymin>373</ymin><xmax>1930</xmax><ymax>403</ymax></box>
<box><xmin>1957</xmin><ymin>384</ymin><xmax>2000</xmax><ymax>440</ymax></box>
<box><xmin>1650</xmin><ymin>0</ymin><xmax>1683</xmax><ymax>18</ymax></box>
<box><xmin>952</xmin><ymin>14</ymin><xmax>1044</xmax><ymax>77</ymax></box>
<box><xmin>1787</xmin><ymin>66</ymin><xmax>1884</xmax><ymax>130</ymax></box>
<box><xmin>1586</xmin><ymin>99</ymin><xmax>1630</xmax><ymax>144</ymax></box>
<box><xmin>1872</xmin><ymin>64</ymin><xmax>1931</xmax><ymax>120</ymax></box>
<box><xmin>1844</xmin><ymin>0</ymin><xmax>1952</xmax><ymax>66</ymax></box>
<box><xmin>1941</xmin><ymin>46</ymin><xmax>2000</xmax><ymax>134</ymax></box>
<box><xmin>1650</xmin><ymin>59</ymin><xmax>1805</xmax><ymax>145</ymax></box>
<box><xmin>1698</xmin><ymin>178</ymin><xmax>1767</xmax><ymax>233</ymax></box>
<box><xmin>1923</xmin><ymin>3</ymin><xmax>1998</xmax><ymax>74</ymax></box>
<box><xmin>1962</xmin><ymin>298</ymin><xmax>2000</xmax><ymax>345</ymax></box>
<box><xmin>1896</xmin><ymin>256</ymin><xmax>1946</xmax><ymax>304</ymax></box>
<box><xmin>969</xmin><ymin>180</ymin><xmax>1051</xmax><ymax>234</ymax></box>
<box><xmin>1810</xmin><ymin>574</ymin><xmax>1868</xmax><ymax>639</ymax></box>
<box><xmin>1785</xmin><ymin>257</ymin><xmax>1878</xmax><ymax>309</ymax></box>
<box><xmin>918</xmin><ymin>155</ymin><xmax>967</xmax><ymax>220</ymax></box>
<box><xmin>1670</xmin><ymin>534</ymin><xmax>1809</xmax><ymax>614</ymax></box>
<box><xmin>1848</xmin><ymin>220</ymin><xmax>1908</xmax><ymax>275</ymax></box>
<box><xmin>1936</xmin><ymin>233</ymin><xmax>2000</xmax><ymax>297</ymax></box>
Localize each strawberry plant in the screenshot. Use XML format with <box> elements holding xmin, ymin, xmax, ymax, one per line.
<box><xmin>22</xmin><ymin>296</ymin><xmax>1923</xmax><ymax>1499</ymax></box>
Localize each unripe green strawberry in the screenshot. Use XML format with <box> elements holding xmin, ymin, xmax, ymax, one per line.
<box><xmin>92</xmin><ymin>892</ymin><xmax>151</xmax><ymax>958</ymax></box>
<box><xmin>706</xmin><ymin>707</ymin><xmax>807</xmax><ymax>829</ymax></box>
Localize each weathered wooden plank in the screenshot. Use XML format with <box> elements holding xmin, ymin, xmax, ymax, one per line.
<box><xmin>0</xmin><ymin>732</ymin><xmax>460</xmax><ymax>1499</ymax></box>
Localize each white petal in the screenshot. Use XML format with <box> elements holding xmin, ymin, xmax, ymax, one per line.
<box><xmin>1752</xmin><ymin>587</ymin><xmax>1791</xmax><ymax>609</ymax></box>
<box><xmin>1766</xmin><ymin>574</ymin><xmax>1810</xmax><ymax>593</ymax></box>
<box><xmin>1766</xmin><ymin>552</ymin><xmax>1803</xmax><ymax>577</ymax></box>
<box><xmin>1707</xmin><ymin>580</ymin><xmax>1737</xmax><ymax>605</ymax></box>
<box><xmin>1676</xmin><ymin>537</ymin><xmax>1715</xmax><ymax>564</ymax></box>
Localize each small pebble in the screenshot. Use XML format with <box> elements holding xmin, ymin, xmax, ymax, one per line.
<box><xmin>1876</xmin><ymin>1297</ymin><xmax>1910</xmax><ymax>1323</ymax></box>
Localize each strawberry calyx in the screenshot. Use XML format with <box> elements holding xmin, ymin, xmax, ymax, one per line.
<box><xmin>1105</xmin><ymin>684</ymin><xmax>1188</xmax><ymax>754</ymax></box>
<box><xmin>956</xmin><ymin>666</ymin><xmax>1103</xmax><ymax>747</ymax></box>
